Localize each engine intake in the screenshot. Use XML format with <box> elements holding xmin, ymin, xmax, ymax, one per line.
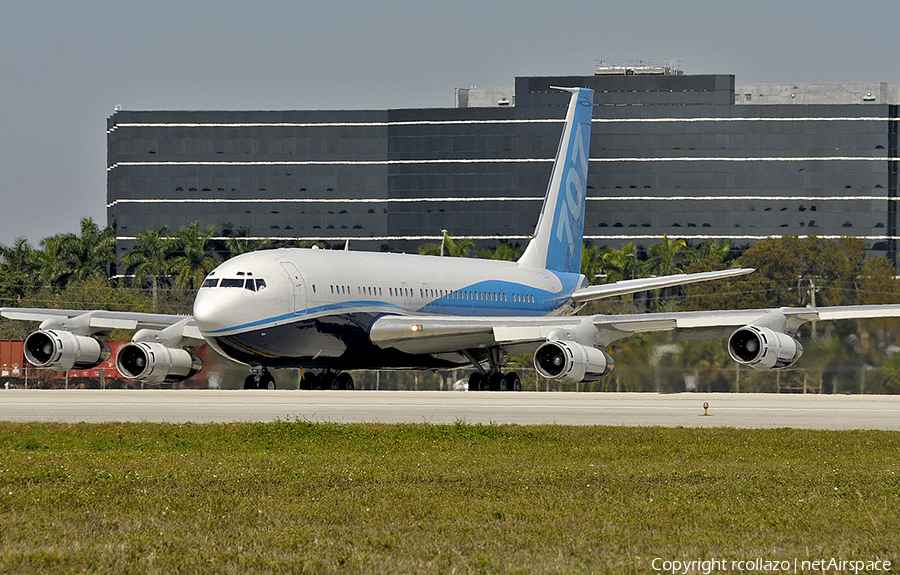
<box><xmin>24</xmin><ymin>330</ymin><xmax>111</xmax><ymax>371</ymax></box>
<box><xmin>534</xmin><ymin>340</ymin><xmax>614</xmax><ymax>384</ymax></box>
<box><xmin>116</xmin><ymin>342</ymin><xmax>202</xmax><ymax>384</ymax></box>
<box><xmin>728</xmin><ymin>326</ymin><xmax>803</xmax><ymax>370</ymax></box>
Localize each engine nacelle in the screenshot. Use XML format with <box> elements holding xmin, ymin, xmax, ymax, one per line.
<box><xmin>534</xmin><ymin>340</ymin><xmax>614</xmax><ymax>384</ymax></box>
<box><xmin>23</xmin><ymin>330</ymin><xmax>111</xmax><ymax>371</ymax></box>
<box><xmin>728</xmin><ymin>326</ymin><xmax>803</xmax><ymax>370</ymax></box>
<box><xmin>116</xmin><ymin>342</ymin><xmax>202</xmax><ymax>384</ymax></box>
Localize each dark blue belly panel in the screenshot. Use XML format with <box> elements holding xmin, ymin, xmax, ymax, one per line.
<box><xmin>212</xmin><ymin>312</ymin><xmax>465</xmax><ymax>371</ymax></box>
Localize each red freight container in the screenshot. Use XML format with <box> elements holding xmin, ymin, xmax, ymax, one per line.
<box><xmin>0</xmin><ymin>339</ymin><xmax>25</xmax><ymax>386</ymax></box>
<box><xmin>1</xmin><ymin>340</ymin><xmax>215</xmax><ymax>389</ymax></box>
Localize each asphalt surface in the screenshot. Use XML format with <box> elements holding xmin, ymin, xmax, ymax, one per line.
<box><xmin>1</xmin><ymin>390</ymin><xmax>899</xmax><ymax>429</ymax></box>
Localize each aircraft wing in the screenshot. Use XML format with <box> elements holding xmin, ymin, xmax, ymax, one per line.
<box><xmin>0</xmin><ymin>308</ymin><xmax>203</xmax><ymax>340</ymax></box>
<box><xmin>570</xmin><ymin>268</ymin><xmax>755</xmax><ymax>303</ymax></box>
<box><xmin>369</xmin><ymin>304</ymin><xmax>900</xmax><ymax>355</ymax></box>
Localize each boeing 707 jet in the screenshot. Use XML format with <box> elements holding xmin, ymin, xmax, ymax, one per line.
<box><xmin>5</xmin><ymin>87</ymin><xmax>900</xmax><ymax>390</ymax></box>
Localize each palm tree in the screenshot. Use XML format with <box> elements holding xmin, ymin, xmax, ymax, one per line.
<box><xmin>580</xmin><ymin>244</ymin><xmax>604</xmax><ymax>284</ymax></box>
<box><xmin>167</xmin><ymin>222</ymin><xmax>221</xmax><ymax>290</ymax></box>
<box><xmin>418</xmin><ymin>234</ymin><xmax>475</xmax><ymax>258</ymax></box>
<box><xmin>477</xmin><ymin>242</ymin><xmax>524</xmax><ymax>261</ymax></box>
<box><xmin>600</xmin><ymin>242</ymin><xmax>641</xmax><ymax>283</ymax></box>
<box><xmin>224</xmin><ymin>235</ymin><xmax>273</xmax><ymax>258</ymax></box>
<box><xmin>121</xmin><ymin>225</ymin><xmax>174</xmax><ymax>311</ymax></box>
<box><xmin>444</xmin><ymin>235</ymin><xmax>475</xmax><ymax>258</ymax></box>
<box><xmin>35</xmin><ymin>218</ymin><xmax>115</xmax><ymax>287</ymax></box>
<box><xmin>0</xmin><ymin>237</ymin><xmax>39</xmax><ymax>304</ymax></box>
<box><xmin>647</xmin><ymin>236</ymin><xmax>690</xmax><ymax>310</ymax></box>
<box><xmin>648</xmin><ymin>235</ymin><xmax>688</xmax><ymax>277</ymax></box>
<box><xmin>698</xmin><ymin>238</ymin><xmax>731</xmax><ymax>261</ymax></box>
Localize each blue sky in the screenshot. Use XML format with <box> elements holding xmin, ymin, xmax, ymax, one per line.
<box><xmin>1</xmin><ymin>0</ymin><xmax>896</xmax><ymax>246</ymax></box>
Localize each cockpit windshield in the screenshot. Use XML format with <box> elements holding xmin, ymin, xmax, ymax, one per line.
<box><xmin>200</xmin><ymin>277</ymin><xmax>267</xmax><ymax>291</ymax></box>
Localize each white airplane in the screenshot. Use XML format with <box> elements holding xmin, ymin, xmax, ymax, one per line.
<box><xmin>6</xmin><ymin>87</ymin><xmax>900</xmax><ymax>390</ymax></box>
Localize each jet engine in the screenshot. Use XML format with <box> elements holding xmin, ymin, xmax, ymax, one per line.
<box><xmin>727</xmin><ymin>325</ymin><xmax>803</xmax><ymax>370</ymax></box>
<box><xmin>534</xmin><ymin>340</ymin><xmax>614</xmax><ymax>384</ymax></box>
<box><xmin>116</xmin><ymin>342</ymin><xmax>202</xmax><ymax>384</ymax></box>
<box><xmin>23</xmin><ymin>330</ymin><xmax>111</xmax><ymax>371</ymax></box>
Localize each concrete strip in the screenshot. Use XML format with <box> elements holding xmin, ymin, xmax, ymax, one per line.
<box><xmin>0</xmin><ymin>390</ymin><xmax>899</xmax><ymax>430</ymax></box>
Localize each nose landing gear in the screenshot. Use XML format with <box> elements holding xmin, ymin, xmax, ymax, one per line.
<box><xmin>244</xmin><ymin>367</ymin><xmax>276</xmax><ymax>390</ymax></box>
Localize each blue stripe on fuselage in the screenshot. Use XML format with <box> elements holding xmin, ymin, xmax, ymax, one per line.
<box><xmin>417</xmin><ymin>273</ymin><xmax>582</xmax><ymax>316</ymax></box>
<box><xmin>201</xmin><ymin>300</ymin><xmax>406</xmax><ymax>335</ymax></box>
<box><xmin>201</xmin><ymin>273</ymin><xmax>582</xmax><ymax>336</ymax></box>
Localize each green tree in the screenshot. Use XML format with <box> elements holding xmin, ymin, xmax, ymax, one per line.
<box><xmin>121</xmin><ymin>225</ymin><xmax>174</xmax><ymax>312</ymax></box>
<box><xmin>167</xmin><ymin>222</ymin><xmax>221</xmax><ymax>290</ymax></box>
<box><xmin>646</xmin><ymin>236</ymin><xmax>692</xmax><ymax>310</ymax></box>
<box><xmin>477</xmin><ymin>242</ymin><xmax>524</xmax><ymax>262</ymax></box>
<box><xmin>35</xmin><ymin>218</ymin><xmax>115</xmax><ymax>288</ymax></box>
<box><xmin>418</xmin><ymin>234</ymin><xmax>475</xmax><ymax>258</ymax></box>
<box><xmin>224</xmin><ymin>236</ymin><xmax>273</xmax><ymax>258</ymax></box>
<box><xmin>581</xmin><ymin>244</ymin><xmax>604</xmax><ymax>285</ymax></box>
<box><xmin>732</xmin><ymin>236</ymin><xmax>805</xmax><ymax>308</ymax></box>
<box><xmin>681</xmin><ymin>253</ymin><xmax>741</xmax><ymax>311</ymax></box>
<box><xmin>697</xmin><ymin>238</ymin><xmax>732</xmax><ymax>261</ymax></box>
<box><xmin>0</xmin><ymin>237</ymin><xmax>40</xmax><ymax>305</ymax></box>
<box><xmin>854</xmin><ymin>257</ymin><xmax>900</xmax><ymax>367</ymax></box>
<box><xmin>599</xmin><ymin>242</ymin><xmax>641</xmax><ymax>283</ymax></box>
<box><xmin>647</xmin><ymin>235</ymin><xmax>689</xmax><ymax>277</ymax></box>
<box><xmin>734</xmin><ymin>236</ymin><xmax>867</xmax><ymax>309</ymax></box>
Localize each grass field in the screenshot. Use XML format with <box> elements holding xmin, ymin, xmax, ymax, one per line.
<box><xmin>1</xmin><ymin>421</ymin><xmax>898</xmax><ymax>574</ymax></box>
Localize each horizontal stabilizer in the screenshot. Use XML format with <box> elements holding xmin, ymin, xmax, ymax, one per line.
<box><xmin>570</xmin><ymin>268</ymin><xmax>755</xmax><ymax>303</ymax></box>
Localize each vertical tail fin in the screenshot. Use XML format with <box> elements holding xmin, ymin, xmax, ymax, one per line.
<box><xmin>518</xmin><ymin>87</ymin><xmax>594</xmax><ymax>273</ymax></box>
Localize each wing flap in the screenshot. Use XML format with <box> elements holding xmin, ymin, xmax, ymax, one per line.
<box><xmin>369</xmin><ymin>315</ymin><xmax>582</xmax><ymax>355</ymax></box>
<box><xmin>595</xmin><ymin>309</ymin><xmax>767</xmax><ymax>334</ymax></box>
<box><xmin>792</xmin><ymin>305</ymin><xmax>900</xmax><ymax>322</ymax></box>
<box><xmin>369</xmin><ymin>304</ymin><xmax>900</xmax><ymax>356</ymax></box>
<box><xmin>493</xmin><ymin>325</ymin><xmax>559</xmax><ymax>343</ymax></box>
<box><xmin>369</xmin><ymin>316</ymin><xmax>496</xmax><ymax>355</ymax></box>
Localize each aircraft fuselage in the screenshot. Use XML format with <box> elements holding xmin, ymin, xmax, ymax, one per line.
<box><xmin>192</xmin><ymin>248</ymin><xmax>587</xmax><ymax>370</ymax></box>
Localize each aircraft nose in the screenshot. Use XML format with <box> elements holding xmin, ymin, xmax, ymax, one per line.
<box><xmin>193</xmin><ymin>290</ymin><xmax>235</xmax><ymax>334</ymax></box>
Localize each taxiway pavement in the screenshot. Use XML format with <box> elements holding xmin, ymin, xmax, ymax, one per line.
<box><xmin>1</xmin><ymin>390</ymin><xmax>899</xmax><ymax>429</ymax></box>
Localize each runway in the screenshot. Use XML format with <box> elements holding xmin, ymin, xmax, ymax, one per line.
<box><xmin>1</xmin><ymin>390</ymin><xmax>899</xmax><ymax>429</ymax></box>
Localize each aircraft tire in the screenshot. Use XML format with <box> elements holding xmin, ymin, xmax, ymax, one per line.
<box><xmin>337</xmin><ymin>372</ymin><xmax>354</xmax><ymax>390</ymax></box>
<box><xmin>505</xmin><ymin>372</ymin><xmax>522</xmax><ymax>392</ymax></box>
<box><xmin>468</xmin><ymin>372</ymin><xmax>483</xmax><ymax>391</ymax></box>
<box><xmin>261</xmin><ymin>372</ymin><xmax>276</xmax><ymax>390</ymax></box>
<box><xmin>319</xmin><ymin>373</ymin><xmax>338</xmax><ymax>390</ymax></box>
<box><xmin>489</xmin><ymin>372</ymin><xmax>506</xmax><ymax>391</ymax></box>
<box><xmin>243</xmin><ymin>374</ymin><xmax>257</xmax><ymax>390</ymax></box>
<box><xmin>301</xmin><ymin>373</ymin><xmax>317</xmax><ymax>390</ymax></box>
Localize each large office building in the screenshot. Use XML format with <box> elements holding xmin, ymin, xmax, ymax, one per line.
<box><xmin>107</xmin><ymin>63</ymin><xmax>900</xmax><ymax>263</ymax></box>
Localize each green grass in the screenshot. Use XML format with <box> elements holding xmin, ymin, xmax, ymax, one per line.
<box><xmin>1</xmin><ymin>422</ymin><xmax>898</xmax><ymax>574</ymax></box>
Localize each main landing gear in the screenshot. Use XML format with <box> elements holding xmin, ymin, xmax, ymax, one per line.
<box><xmin>468</xmin><ymin>371</ymin><xmax>522</xmax><ymax>392</ymax></box>
<box><xmin>299</xmin><ymin>371</ymin><xmax>354</xmax><ymax>390</ymax></box>
<box><xmin>463</xmin><ymin>348</ymin><xmax>522</xmax><ymax>391</ymax></box>
<box><xmin>243</xmin><ymin>366</ymin><xmax>354</xmax><ymax>390</ymax></box>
